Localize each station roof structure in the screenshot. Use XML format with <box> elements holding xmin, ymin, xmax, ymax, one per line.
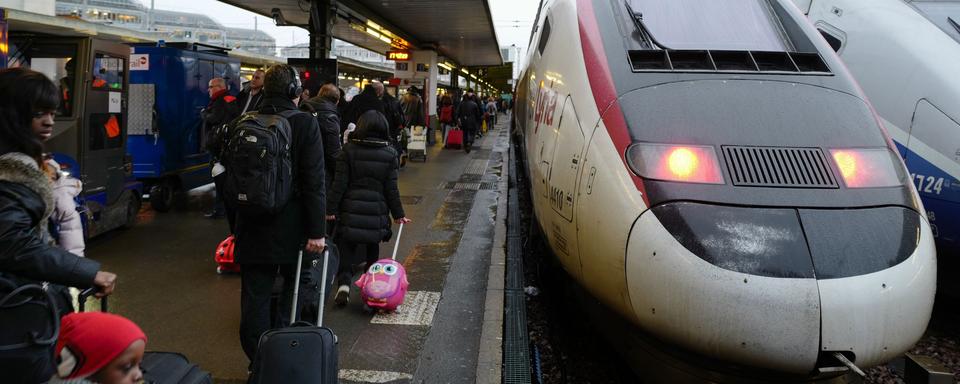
<box><xmin>3</xmin><ymin>8</ymin><xmax>154</xmax><ymax>43</ymax></box>
<box><xmin>217</xmin><ymin>0</ymin><xmax>504</xmax><ymax>67</ymax></box>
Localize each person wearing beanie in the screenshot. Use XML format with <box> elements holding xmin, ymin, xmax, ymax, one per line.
<box><xmin>50</xmin><ymin>312</ymin><xmax>147</xmax><ymax>384</ymax></box>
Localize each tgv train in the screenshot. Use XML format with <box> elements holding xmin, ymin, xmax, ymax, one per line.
<box><xmin>514</xmin><ymin>0</ymin><xmax>937</xmax><ymax>380</ymax></box>
<box><xmin>792</xmin><ymin>0</ymin><xmax>960</xmax><ymax>249</ymax></box>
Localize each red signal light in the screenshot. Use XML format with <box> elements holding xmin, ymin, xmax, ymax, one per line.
<box><xmin>627</xmin><ymin>144</ymin><xmax>724</xmax><ymax>184</ymax></box>
<box><xmin>667</xmin><ymin>147</ymin><xmax>700</xmax><ymax>179</ymax></box>
<box><xmin>829</xmin><ymin>148</ymin><xmax>903</xmax><ymax>188</ymax></box>
<box><xmin>303</xmin><ymin>71</ymin><xmax>311</xmax><ymax>79</ymax></box>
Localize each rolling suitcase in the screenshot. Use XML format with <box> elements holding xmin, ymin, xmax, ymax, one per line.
<box><xmin>214</xmin><ymin>235</ymin><xmax>240</xmax><ymax>274</ymax></box>
<box><xmin>355</xmin><ymin>223</ymin><xmax>409</xmax><ymax>312</ymax></box>
<box><xmin>250</xmin><ymin>249</ymin><xmax>338</xmax><ymax>384</ymax></box>
<box><xmin>77</xmin><ymin>290</ymin><xmax>213</xmax><ymax>384</ymax></box>
<box><xmin>445</xmin><ymin>128</ymin><xmax>463</xmax><ymax>149</ymax></box>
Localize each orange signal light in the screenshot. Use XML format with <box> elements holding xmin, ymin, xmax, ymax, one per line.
<box><xmin>668</xmin><ymin>147</ymin><xmax>699</xmax><ymax>179</ymax></box>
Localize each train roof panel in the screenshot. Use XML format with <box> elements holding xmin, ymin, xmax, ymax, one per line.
<box><xmin>627</xmin><ymin>0</ymin><xmax>791</xmax><ymax>51</ymax></box>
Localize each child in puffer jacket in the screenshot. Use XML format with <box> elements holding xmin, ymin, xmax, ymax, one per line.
<box><xmin>44</xmin><ymin>157</ymin><xmax>84</xmax><ymax>257</ymax></box>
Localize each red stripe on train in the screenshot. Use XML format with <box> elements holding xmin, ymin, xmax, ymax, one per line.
<box><xmin>576</xmin><ymin>0</ymin><xmax>648</xmax><ymax>204</ymax></box>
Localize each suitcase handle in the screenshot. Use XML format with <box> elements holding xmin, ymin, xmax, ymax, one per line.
<box><xmin>290</xmin><ymin>248</ymin><xmax>331</xmax><ymax>327</ymax></box>
<box><xmin>391</xmin><ymin>223</ymin><xmax>404</xmax><ymax>261</ymax></box>
<box><xmin>78</xmin><ymin>287</ymin><xmax>108</xmax><ymax>312</ymax></box>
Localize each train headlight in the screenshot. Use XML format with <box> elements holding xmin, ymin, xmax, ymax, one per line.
<box><xmin>829</xmin><ymin>148</ymin><xmax>904</xmax><ymax>188</ymax></box>
<box><xmin>626</xmin><ymin>143</ymin><xmax>724</xmax><ymax>184</ymax></box>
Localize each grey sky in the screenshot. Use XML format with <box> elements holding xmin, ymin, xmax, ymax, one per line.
<box><xmin>144</xmin><ymin>0</ymin><xmax>539</xmax><ymax>60</ymax></box>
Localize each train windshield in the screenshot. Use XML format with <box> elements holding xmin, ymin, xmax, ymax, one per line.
<box><xmin>911</xmin><ymin>1</ymin><xmax>960</xmax><ymax>44</ymax></box>
<box><xmin>625</xmin><ymin>0</ymin><xmax>791</xmax><ymax>51</ymax></box>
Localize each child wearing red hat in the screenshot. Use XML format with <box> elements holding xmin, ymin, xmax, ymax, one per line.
<box><xmin>49</xmin><ymin>312</ymin><xmax>147</xmax><ymax>384</ymax></box>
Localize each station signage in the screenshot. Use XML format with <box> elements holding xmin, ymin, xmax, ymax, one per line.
<box><xmin>387</xmin><ymin>50</ymin><xmax>411</xmax><ymax>61</ymax></box>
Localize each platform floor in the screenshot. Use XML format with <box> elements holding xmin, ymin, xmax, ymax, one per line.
<box><xmin>86</xmin><ymin>120</ymin><xmax>511</xmax><ymax>383</ymax></box>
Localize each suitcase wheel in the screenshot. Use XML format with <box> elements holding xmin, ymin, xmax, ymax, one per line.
<box><xmin>216</xmin><ymin>266</ymin><xmax>224</xmax><ymax>274</ymax></box>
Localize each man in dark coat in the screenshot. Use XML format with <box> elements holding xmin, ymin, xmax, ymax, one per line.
<box><xmin>236</xmin><ymin>69</ymin><xmax>265</xmax><ymax>115</ymax></box>
<box><xmin>326</xmin><ymin>110</ymin><xmax>410</xmax><ymax>305</ymax></box>
<box><xmin>301</xmin><ymin>83</ymin><xmax>343</xmax><ymax>196</ymax></box>
<box><xmin>232</xmin><ymin>65</ymin><xmax>327</xmax><ymax>362</ymax></box>
<box><xmin>457</xmin><ymin>91</ymin><xmax>483</xmax><ymax>153</ymax></box>
<box><xmin>202</xmin><ymin>77</ymin><xmax>239</xmax><ymax>220</ymax></box>
<box><xmin>342</xmin><ymin>83</ymin><xmax>385</xmax><ymax>132</ymax></box>
<box><xmin>381</xmin><ymin>88</ymin><xmax>405</xmax><ymax>157</ymax></box>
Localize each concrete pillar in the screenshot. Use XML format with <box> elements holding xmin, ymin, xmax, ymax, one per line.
<box><xmin>411</xmin><ymin>50</ymin><xmax>438</xmax><ymax>118</ymax></box>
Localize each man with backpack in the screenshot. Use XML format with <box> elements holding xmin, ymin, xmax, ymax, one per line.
<box><xmin>221</xmin><ymin>64</ymin><xmax>328</xmax><ymax>363</ymax></box>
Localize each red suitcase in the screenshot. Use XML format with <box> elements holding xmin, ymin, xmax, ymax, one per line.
<box><xmin>215</xmin><ymin>235</ymin><xmax>240</xmax><ymax>274</ymax></box>
<box><xmin>445</xmin><ymin>128</ymin><xmax>463</xmax><ymax>149</ymax></box>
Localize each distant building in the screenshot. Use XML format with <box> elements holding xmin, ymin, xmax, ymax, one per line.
<box><xmin>1</xmin><ymin>0</ymin><xmax>56</xmax><ymax>16</ymax></box>
<box><xmin>500</xmin><ymin>44</ymin><xmax>522</xmax><ymax>81</ymax></box>
<box><xmin>52</xmin><ymin>0</ymin><xmax>276</xmax><ymax>56</ymax></box>
<box><xmin>282</xmin><ymin>39</ymin><xmax>389</xmax><ymax>67</ymax></box>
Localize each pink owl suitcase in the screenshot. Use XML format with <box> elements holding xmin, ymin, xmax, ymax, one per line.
<box><xmin>249</xmin><ymin>249</ymin><xmax>338</xmax><ymax>384</ymax></box>
<box><xmin>355</xmin><ymin>223</ymin><xmax>410</xmax><ymax>312</ymax></box>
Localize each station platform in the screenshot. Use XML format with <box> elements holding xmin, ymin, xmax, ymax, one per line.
<box><xmin>86</xmin><ymin>119</ymin><xmax>511</xmax><ymax>383</ymax></box>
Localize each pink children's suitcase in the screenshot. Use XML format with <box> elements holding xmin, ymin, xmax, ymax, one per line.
<box><xmin>355</xmin><ymin>224</ymin><xmax>409</xmax><ymax>312</ymax></box>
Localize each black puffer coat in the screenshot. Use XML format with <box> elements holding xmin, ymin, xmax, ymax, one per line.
<box><xmin>328</xmin><ymin>111</ymin><xmax>405</xmax><ymax>244</ymax></box>
<box><xmin>302</xmin><ymin>97</ymin><xmax>342</xmax><ymax>193</ymax></box>
<box><xmin>0</xmin><ymin>152</ymin><xmax>101</xmax><ymax>383</ymax></box>
<box><xmin>0</xmin><ymin>153</ymin><xmax>100</xmax><ymax>287</ymax></box>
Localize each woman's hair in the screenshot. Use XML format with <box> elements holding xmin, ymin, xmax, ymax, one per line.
<box><xmin>353</xmin><ymin>110</ymin><xmax>390</xmax><ymax>141</ymax></box>
<box><xmin>0</xmin><ymin>68</ymin><xmax>60</xmax><ymax>164</ymax></box>
<box><xmin>441</xmin><ymin>95</ymin><xmax>452</xmax><ymax>106</ymax></box>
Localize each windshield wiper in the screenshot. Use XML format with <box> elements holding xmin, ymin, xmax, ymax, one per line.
<box><xmin>624</xmin><ymin>0</ymin><xmax>671</xmax><ymax>50</ymax></box>
<box><xmin>949</xmin><ymin>17</ymin><xmax>960</xmax><ymax>35</ymax></box>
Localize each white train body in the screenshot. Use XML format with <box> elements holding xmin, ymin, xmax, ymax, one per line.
<box><xmin>796</xmin><ymin>0</ymin><xmax>960</xmax><ymax>248</ymax></box>
<box><xmin>514</xmin><ymin>0</ymin><xmax>937</xmax><ymax>378</ymax></box>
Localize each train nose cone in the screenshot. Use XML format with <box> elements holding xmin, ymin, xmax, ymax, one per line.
<box><xmin>814</xmin><ymin>210</ymin><xmax>936</xmax><ymax>368</ymax></box>
<box><xmin>625</xmin><ymin>202</ymin><xmax>936</xmax><ymax>375</ymax></box>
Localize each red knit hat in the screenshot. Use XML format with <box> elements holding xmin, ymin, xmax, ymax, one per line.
<box><xmin>55</xmin><ymin>312</ymin><xmax>147</xmax><ymax>379</ymax></box>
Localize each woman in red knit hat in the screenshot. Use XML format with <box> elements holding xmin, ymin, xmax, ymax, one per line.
<box><xmin>49</xmin><ymin>312</ymin><xmax>147</xmax><ymax>384</ymax></box>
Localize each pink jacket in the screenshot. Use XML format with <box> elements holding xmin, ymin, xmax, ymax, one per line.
<box><xmin>47</xmin><ymin>159</ymin><xmax>85</xmax><ymax>257</ymax></box>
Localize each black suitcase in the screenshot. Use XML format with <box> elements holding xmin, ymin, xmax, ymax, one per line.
<box><xmin>77</xmin><ymin>290</ymin><xmax>213</xmax><ymax>384</ymax></box>
<box><xmin>141</xmin><ymin>352</ymin><xmax>212</xmax><ymax>384</ymax></box>
<box><xmin>250</xmin><ymin>249</ymin><xmax>338</xmax><ymax>384</ymax></box>
<box><xmin>270</xmin><ymin>244</ymin><xmax>340</xmax><ymax>327</ymax></box>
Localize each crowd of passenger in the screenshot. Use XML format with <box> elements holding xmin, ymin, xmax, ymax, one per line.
<box><xmin>0</xmin><ymin>64</ymin><xmax>512</xmax><ymax>383</ymax></box>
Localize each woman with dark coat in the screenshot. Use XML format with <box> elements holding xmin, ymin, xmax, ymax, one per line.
<box><xmin>326</xmin><ymin>110</ymin><xmax>411</xmax><ymax>305</ymax></box>
<box><xmin>0</xmin><ymin>67</ymin><xmax>118</xmax><ymax>383</ymax></box>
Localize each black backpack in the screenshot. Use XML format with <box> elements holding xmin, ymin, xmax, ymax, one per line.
<box><xmin>223</xmin><ymin>110</ymin><xmax>300</xmax><ymax>216</ymax></box>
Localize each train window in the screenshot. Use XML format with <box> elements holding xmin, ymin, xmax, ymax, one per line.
<box><xmin>818</xmin><ymin>30</ymin><xmax>843</xmax><ymax>52</ymax></box>
<box><xmin>537</xmin><ymin>17</ymin><xmax>552</xmax><ymax>55</ymax></box>
<box><xmin>815</xmin><ymin>22</ymin><xmax>846</xmax><ymax>53</ymax></box>
<box><xmin>91</xmin><ymin>53</ymin><xmax>124</xmax><ymax>91</ymax></box>
<box><xmin>626</xmin><ymin>0</ymin><xmax>789</xmax><ymax>51</ymax></box>
<box><xmin>5</xmin><ymin>42</ymin><xmax>79</xmax><ymax>117</ymax></box>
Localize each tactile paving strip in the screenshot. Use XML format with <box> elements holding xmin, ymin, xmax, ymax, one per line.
<box><xmin>370</xmin><ymin>291</ymin><xmax>441</xmax><ymax>326</ymax></box>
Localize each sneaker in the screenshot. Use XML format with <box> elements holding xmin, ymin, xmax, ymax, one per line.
<box><xmin>334</xmin><ymin>285</ymin><xmax>350</xmax><ymax>306</ymax></box>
